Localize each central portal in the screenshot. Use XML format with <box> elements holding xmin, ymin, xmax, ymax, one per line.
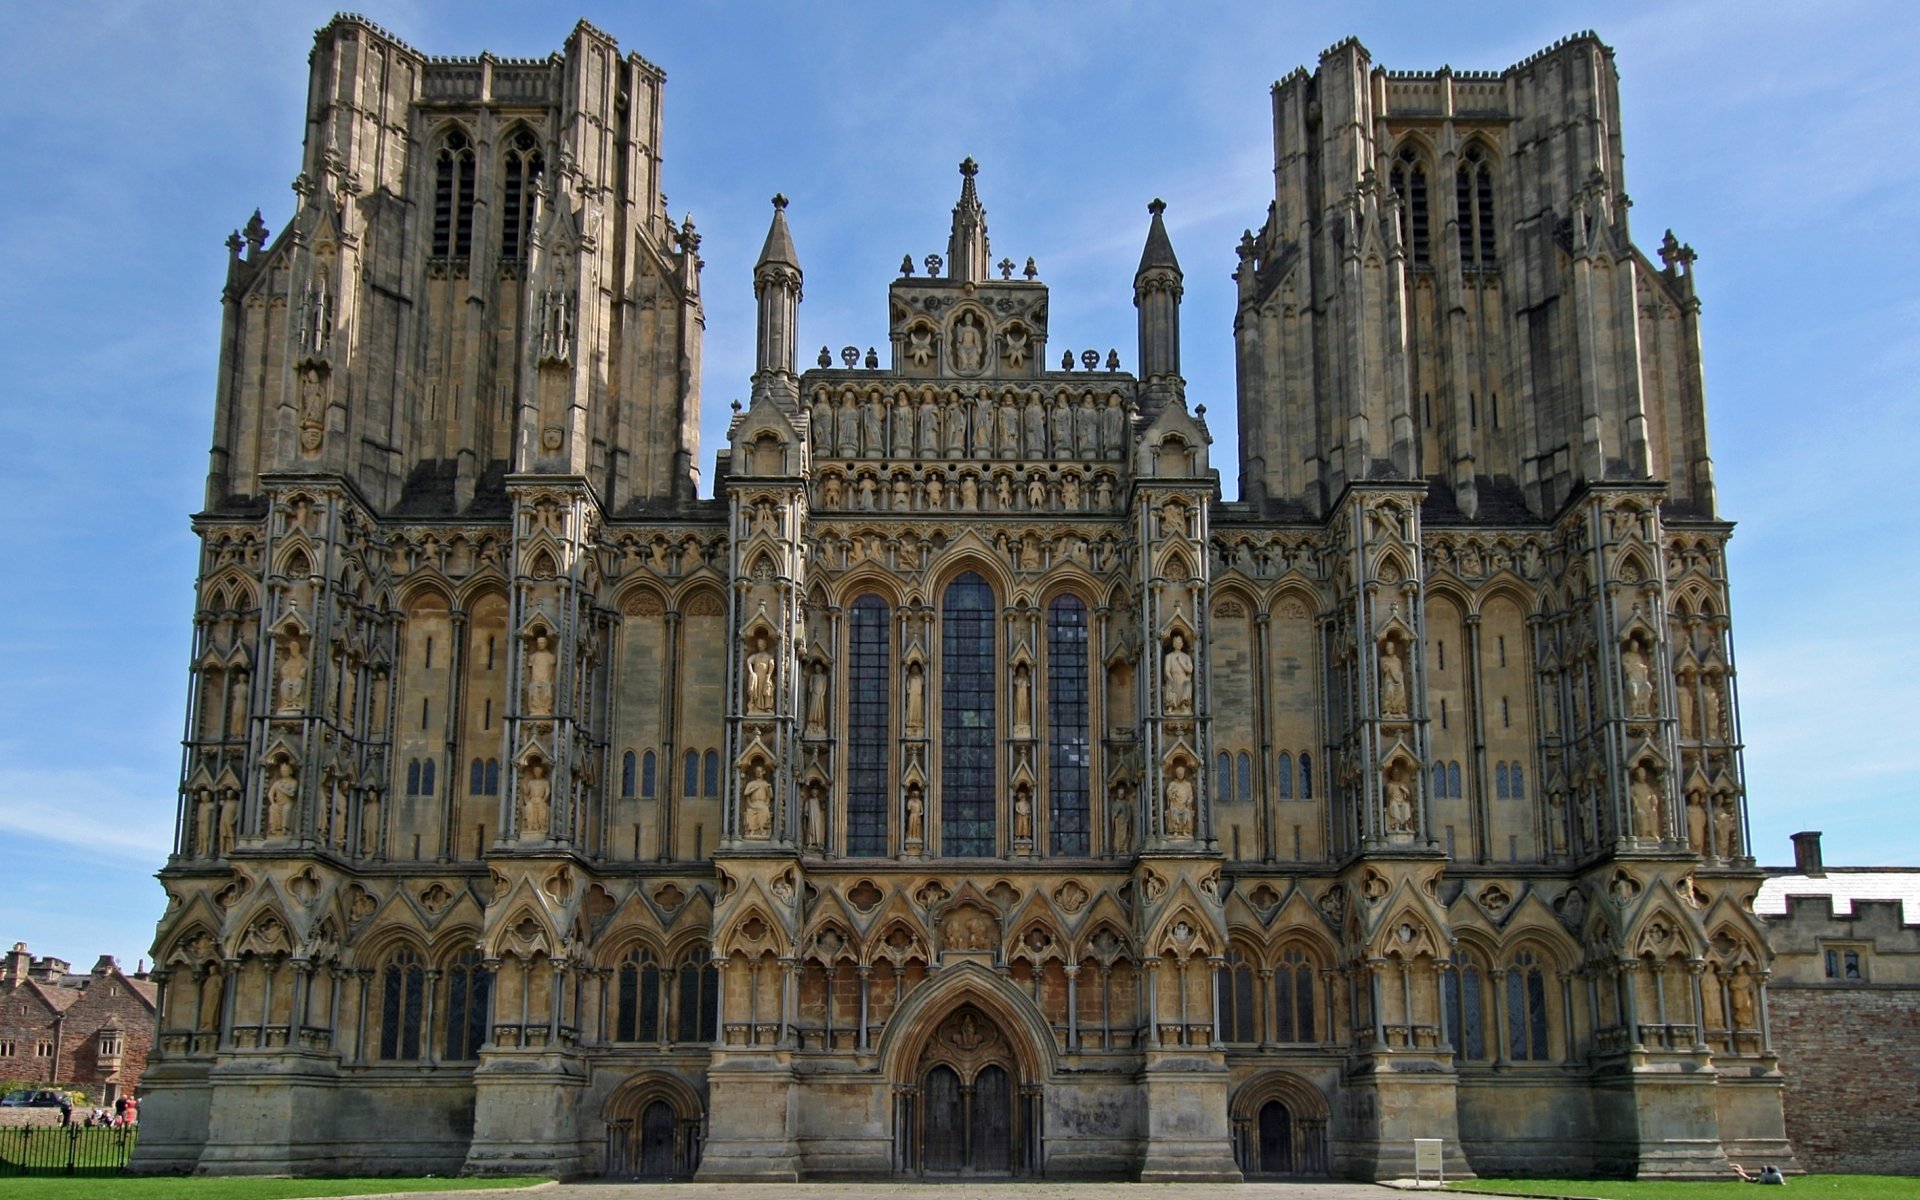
<box><xmin>902</xmin><ymin>1004</ymin><xmax>1032</xmax><ymax>1177</ymax></box>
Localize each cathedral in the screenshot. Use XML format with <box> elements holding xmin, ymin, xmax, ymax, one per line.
<box><xmin>133</xmin><ymin>15</ymin><xmax>1795</xmax><ymax>1181</ymax></box>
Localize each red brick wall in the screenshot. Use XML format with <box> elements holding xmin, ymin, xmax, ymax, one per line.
<box><xmin>1770</xmin><ymin>987</ymin><xmax>1920</xmax><ymax>1174</ymax></box>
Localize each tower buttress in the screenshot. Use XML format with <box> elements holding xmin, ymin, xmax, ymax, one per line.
<box><xmin>752</xmin><ymin>195</ymin><xmax>803</xmax><ymax>408</ymax></box>
<box><xmin>945</xmin><ymin>157</ymin><xmax>990</xmax><ymax>283</ymax></box>
<box><xmin>1135</xmin><ymin>198</ymin><xmax>1184</xmax><ymax>411</ymax></box>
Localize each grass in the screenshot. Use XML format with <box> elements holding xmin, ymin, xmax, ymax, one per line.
<box><xmin>0</xmin><ymin>1177</ymin><xmax>547</xmax><ymax>1198</ymax></box>
<box><xmin>1453</xmin><ymin>1175</ymin><xmax>1916</xmax><ymax>1200</ymax></box>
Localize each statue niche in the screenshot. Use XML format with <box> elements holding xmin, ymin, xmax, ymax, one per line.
<box><xmin>741</xmin><ymin>756</ymin><xmax>775</xmax><ymax>840</ymax></box>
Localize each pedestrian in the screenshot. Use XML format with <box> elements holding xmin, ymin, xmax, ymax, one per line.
<box><xmin>113</xmin><ymin>1095</ymin><xmax>127</xmax><ymax>1127</ymax></box>
<box><xmin>58</xmin><ymin>1096</ymin><xmax>71</xmax><ymax>1127</ymax></box>
<box><xmin>125</xmin><ymin>1095</ymin><xmax>137</xmax><ymax>1126</ymax></box>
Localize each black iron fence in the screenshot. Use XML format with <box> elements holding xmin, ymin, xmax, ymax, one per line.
<box><xmin>0</xmin><ymin>1125</ymin><xmax>138</xmax><ymax>1175</ymax></box>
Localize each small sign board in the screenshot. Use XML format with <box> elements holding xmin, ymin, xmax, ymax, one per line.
<box><xmin>1413</xmin><ymin>1137</ymin><xmax>1445</xmax><ymax>1185</ymax></box>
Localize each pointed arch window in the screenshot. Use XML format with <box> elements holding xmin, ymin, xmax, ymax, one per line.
<box><xmin>682</xmin><ymin>751</ymin><xmax>698</xmax><ymax>798</ymax></box>
<box><xmin>703</xmin><ymin>751</ymin><xmax>720</xmax><ymax>798</ymax></box>
<box><xmin>1299</xmin><ymin>753</ymin><xmax>1313</xmax><ymax>799</ymax></box>
<box><xmin>1047</xmin><ymin>595</ymin><xmax>1091</xmax><ymax>856</ymax></box>
<box><xmin>674</xmin><ymin>947</ymin><xmax>719</xmax><ymax>1043</ymax></box>
<box><xmin>616</xmin><ymin>947</ymin><xmax>664</xmax><ymax>1043</ymax></box>
<box><xmin>1506</xmin><ymin>950</ymin><xmax>1550</xmax><ymax>1060</ymax></box>
<box><xmin>640</xmin><ymin>751</ymin><xmax>657</xmax><ymax>799</ymax></box>
<box><xmin>1445</xmin><ymin>958</ymin><xmax>1487</xmax><ymax>1061</ymax></box>
<box><xmin>1222</xmin><ymin>949</ymin><xmax>1258</xmax><ymax>1044</ymax></box>
<box><xmin>378</xmin><ymin>947</ymin><xmax>427</xmax><ymax>1061</ymax></box>
<box><xmin>1457</xmin><ymin>143</ymin><xmax>1497</xmax><ymax>269</ymax></box>
<box><xmin>1216</xmin><ymin>753</ymin><xmax>1233</xmax><ymax>803</ymax></box>
<box><xmin>621</xmin><ymin>751</ymin><xmax>637</xmax><ymax>799</ymax></box>
<box><xmin>500</xmin><ymin>128</ymin><xmax>544</xmax><ymax>262</ymax></box>
<box><xmin>1273</xmin><ymin>947</ymin><xmax>1317</xmax><ymax>1043</ymax></box>
<box><xmin>443</xmin><ymin>949</ymin><xmax>492</xmax><ymax>1061</ymax></box>
<box><xmin>1276</xmin><ymin>752</ymin><xmax>1294</xmax><ymax>799</ymax></box>
<box><xmin>941</xmin><ymin>572</ymin><xmax>996</xmax><ymax>857</ymax></box>
<box><xmin>432</xmin><ymin>130</ymin><xmax>476</xmax><ymax>259</ymax></box>
<box><xmin>1390</xmin><ymin>145</ymin><xmax>1431</xmax><ymax>267</ymax></box>
<box><xmin>847</xmin><ymin>594</ymin><xmax>891</xmax><ymax>856</ymax></box>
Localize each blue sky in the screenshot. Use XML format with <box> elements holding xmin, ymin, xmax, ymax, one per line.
<box><xmin>0</xmin><ymin>1</ymin><xmax>1914</xmax><ymax>969</ymax></box>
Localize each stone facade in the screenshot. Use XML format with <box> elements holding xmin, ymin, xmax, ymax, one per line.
<box><xmin>134</xmin><ymin>17</ymin><xmax>1793</xmax><ymax>1181</ymax></box>
<box><xmin>0</xmin><ymin>944</ymin><xmax>157</xmax><ymax>1103</ymax></box>
<box><xmin>1757</xmin><ymin>834</ymin><xmax>1920</xmax><ymax>1176</ymax></box>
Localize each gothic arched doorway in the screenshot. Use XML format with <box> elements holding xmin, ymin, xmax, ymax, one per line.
<box><xmin>1257</xmin><ymin>1100</ymin><xmax>1294</xmax><ymax>1176</ymax></box>
<box><xmin>1230</xmin><ymin>1071</ymin><xmax>1330</xmax><ymax>1178</ymax></box>
<box><xmin>603</xmin><ymin>1072</ymin><xmax>703</xmax><ymax>1179</ymax></box>
<box><xmin>899</xmin><ymin>1005</ymin><xmax>1035</xmax><ymax>1177</ymax></box>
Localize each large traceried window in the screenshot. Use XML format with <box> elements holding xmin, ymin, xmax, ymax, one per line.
<box><xmin>1457</xmin><ymin>142</ymin><xmax>1497</xmax><ymax>269</ymax></box>
<box><xmin>847</xmin><ymin>595</ymin><xmax>891</xmax><ymax>856</ymax></box>
<box><xmin>1223</xmin><ymin>949</ymin><xmax>1258</xmax><ymax>1044</ymax></box>
<box><xmin>443</xmin><ymin>949</ymin><xmax>492</xmax><ymax>1060</ymax></box>
<box><xmin>616</xmin><ymin>947</ymin><xmax>664</xmax><ymax>1043</ymax></box>
<box><xmin>674</xmin><ymin>948</ymin><xmax>719</xmax><ymax>1043</ymax></box>
<box><xmin>432</xmin><ymin>130</ymin><xmax>476</xmax><ymax>259</ymax></box>
<box><xmin>1390</xmin><ymin>145</ymin><xmax>1431</xmax><ymax>267</ymax></box>
<box><xmin>1273</xmin><ymin>946</ymin><xmax>1317</xmax><ymax>1043</ymax></box>
<box><xmin>1445</xmin><ymin>958</ymin><xmax>1487</xmax><ymax>1061</ymax></box>
<box><xmin>1047</xmin><ymin>595</ymin><xmax>1091</xmax><ymax>856</ymax></box>
<box><xmin>1506</xmin><ymin>950</ymin><xmax>1550</xmax><ymax>1061</ymax></box>
<box><xmin>941</xmin><ymin>573</ymin><xmax>996</xmax><ymax>857</ymax></box>
<box><xmin>379</xmin><ymin>947</ymin><xmax>427</xmax><ymax>1061</ymax></box>
<box><xmin>499</xmin><ymin>128</ymin><xmax>544</xmax><ymax>262</ymax></box>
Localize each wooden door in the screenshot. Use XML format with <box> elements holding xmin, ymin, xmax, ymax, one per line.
<box><xmin>639</xmin><ymin>1099</ymin><xmax>677</xmax><ymax>1178</ymax></box>
<box><xmin>970</xmin><ymin>1064</ymin><xmax>1014</xmax><ymax>1174</ymax></box>
<box><xmin>922</xmin><ymin>1064</ymin><xmax>963</xmax><ymax>1174</ymax></box>
<box><xmin>1258</xmin><ymin>1100</ymin><xmax>1293</xmax><ymax>1176</ymax></box>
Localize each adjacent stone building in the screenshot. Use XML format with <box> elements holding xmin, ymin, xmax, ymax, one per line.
<box><xmin>0</xmin><ymin>943</ymin><xmax>157</xmax><ymax>1103</ymax></box>
<box><xmin>1757</xmin><ymin>834</ymin><xmax>1920</xmax><ymax>1176</ymax></box>
<box><xmin>134</xmin><ymin>16</ymin><xmax>1794</xmax><ymax>1180</ymax></box>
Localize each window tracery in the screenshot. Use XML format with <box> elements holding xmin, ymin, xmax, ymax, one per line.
<box><xmin>432</xmin><ymin>130</ymin><xmax>476</xmax><ymax>260</ymax></box>
<box><xmin>379</xmin><ymin>947</ymin><xmax>426</xmax><ymax>1060</ymax></box>
<box><xmin>847</xmin><ymin>594</ymin><xmax>891</xmax><ymax>856</ymax></box>
<box><xmin>1390</xmin><ymin>145</ymin><xmax>1431</xmax><ymax>266</ymax></box>
<box><xmin>941</xmin><ymin>572</ymin><xmax>996</xmax><ymax>856</ymax></box>
<box><xmin>1457</xmin><ymin>142</ymin><xmax>1497</xmax><ymax>269</ymax></box>
<box><xmin>500</xmin><ymin>128</ymin><xmax>544</xmax><ymax>262</ymax></box>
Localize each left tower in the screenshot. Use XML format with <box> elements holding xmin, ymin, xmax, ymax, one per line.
<box><xmin>135</xmin><ymin>15</ymin><xmax>705</xmax><ymax>1175</ymax></box>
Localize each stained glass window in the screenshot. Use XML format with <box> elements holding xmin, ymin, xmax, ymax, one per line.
<box><xmin>941</xmin><ymin>573</ymin><xmax>996</xmax><ymax>857</ymax></box>
<box><xmin>847</xmin><ymin>595</ymin><xmax>891</xmax><ymax>856</ymax></box>
<box><xmin>443</xmin><ymin>949</ymin><xmax>491</xmax><ymax>1060</ymax></box>
<box><xmin>379</xmin><ymin>948</ymin><xmax>426</xmax><ymax>1061</ymax></box>
<box><xmin>1047</xmin><ymin>596</ymin><xmax>1090</xmax><ymax>855</ymax></box>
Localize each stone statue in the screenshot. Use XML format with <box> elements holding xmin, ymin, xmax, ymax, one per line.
<box><xmin>745</xmin><ymin>634</ymin><xmax>776</xmax><ymax>714</ymax></box>
<box><xmin>526</xmin><ymin>634</ymin><xmax>557</xmax><ymax>716</ymax></box>
<box><xmin>1622</xmin><ymin>639</ymin><xmax>1655</xmax><ymax>718</ymax></box>
<box><xmin>1686</xmin><ymin>791</ymin><xmax>1710</xmax><ymax>855</ymax></box>
<box><xmin>359</xmin><ymin>792</ymin><xmax>379</xmax><ymax>856</ymax></box>
<box><xmin>1050</xmin><ymin>394</ymin><xmax>1072</xmax><ymax>455</ymax></box>
<box><xmin>905</xmin><ymin>783</ymin><xmax>925</xmax><ymax>845</ymax></box>
<box><xmin>277</xmin><ymin>638</ymin><xmax>307</xmax><ymax>712</ymax></box>
<box><xmin>1102</xmin><ymin>392</ymin><xmax>1125</xmax><ymax>455</ymax></box>
<box><xmin>1702</xmin><ymin>677</ymin><xmax>1725</xmax><ymax>740</ymax></box>
<box><xmin>1379</xmin><ymin>640</ymin><xmax>1408</xmax><ymax>718</ymax></box>
<box><xmin>835</xmin><ymin>393</ymin><xmax>859</xmax><ymax>457</ymax></box>
<box><xmin>1075</xmin><ymin>393</ymin><xmax>1098</xmax><ymax>457</ymax></box>
<box><xmin>218</xmin><ymin>792</ymin><xmax>238</xmax><ymax>856</ymax></box>
<box><xmin>1164</xmin><ymin>763</ymin><xmax>1195</xmax><ymax>840</ymax></box>
<box><xmin>1677</xmin><ymin>676</ymin><xmax>1698</xmax><ymax>739</ymax></box>
<box><xmin>1023</xmin><ymin>395</ymin><xmax>1046</xmax><ymax>458</ymax></box>
<box><xmin>891</xmin><ymin>395</ymin><xmax>913</xmax><ymax>457</ymax></box>
<box><xmin>959</xmin><ymin>474</ymin><xmax>979</xmax><ymax>511</ymax></box>
<box><xmin>944</xmin><ymin>402</ymin><xmax>967</xmax><ymax>456</ymax></box>
<box><xmin>803</xmin><ymin>782</ymin><xmax>825</xmax><ymax>850</ymax></box>
<box><xmin>905</xmin><ymin>662</ymin><xmax>926</xmax><ymax>735</ymax></box>
<box><xmin>1630</xmin><ymin>765</ymin><xmax>1663</xmax><ymax>838</ymax></box>
<box><xmin>953</xmin><ymin>312</ymin><xmax>985</xmax><ymax>373</ymax></box>
<box><xmin>1162</xmin><ymin>633</ymin><xmax>1194</xmax><ymax>715</ymax></box>
<box><xmin>804</xmin><ymin>663</ymin><xmax>829</xmax><ymax>737</ymax></box>
<box><xmin>918</xmin><ymin>397</ymin><xmax>941</xmax><ymax>455</ymax></box>
<box><xmin>329</xmin><ymin>778</ymin><xmax>349</xmax><ymax>850</ymax></box>
<box><xmin>1384</xmin><ymin>766</ymin><xmax>1415</xmax><ymax>836</ymax></box>
<box><xmin>742</xmin><ymin>764</ymin><xmax>773</xmax><ymax>839</ymax></box>
<box><xmin>266</xmin><ymin>760</ymin><xmax>299</xmax><ymax>838</ymax></box>
<box><xmin>1011</xmin><ymin>663</ymin><xmax>1033</xmax><ymax>737</ymax></box>
<box><xmin>519</xmin><ymin>761</ymin><xmax>552</xmax><ymax>837</ymax></box>
<box><xmin>1105</xmin><ymin>787</ymin><xmax>1128</xmax><ymax>852</ymax></box>
<box><xmin>1014</xmin><ymin>784</ymin><xmax>1033</xmax><ymax>841</ymax></box>
<box><xmin>1730</xmin><ymin>973</ymin><xmax>1756</xmax><ymax>1029</ymax></box>
<box><xmin>194</xmin><ymin>789</ymin><xmax>215</xmax><ymax>858</ymax></box>
<box><xmin>1713</xmin><ymin>797</ymin><xmax>1738</xmax><ymax>859</ymax></box>
<box><xmin>861</xmin><ymin>393</ymin><xmax>884</xmax><ymax>457</ymax></box>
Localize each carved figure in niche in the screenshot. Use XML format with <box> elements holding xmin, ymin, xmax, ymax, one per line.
<box><xmin>1630</xmin><ymin>765</ymin><xmax>1663</xmax><ymax>839</ymax></box>
<box><xmin>904</xmin><ymin>783</ymin><xmax>925</xmax><ymax>845</ymax></box>
<box><xmin>1003</xmin><ymin>323</ymin><xmax>1030</xmax><ymax>369</ymax></box>
<box><xmin>359</xmin><ymin>792</ymin><xmax>380</xmax><ymax>856</ymax></box>
<box><xmin>277</xmin><ymin>637</ymin><xmax>307</xmax><ymax>713</ymax></box>
<box><xmin>1714</xmin><ymin>796</ymin><xmax>1738</xmax><ymax>859</ymax></box>
<box><xmin>835</xmin><ymin>392</ymin><xmax>859</xmax><ymax>457</ymax></box>
<box><xmin>1049</xmin><ymin>393</ymin><xmax>1072</xmax><ymax>455</ymax></box>
<box><xmin>1014</xmin><ymin>783</ymin><xmax>1033</xmax><ymax>841</ymax></box>
<box><xmin>944</xmin><ymin>401</ymin><xmax>967</xmax><ymax>456</ymax></box>
<box><xmin>918</xmin><ymin>396</ymin><xmax>940</xmax><ymax>455</ymax></box>
<box><xmin>194</xmin><ymin>789</ymin><xmax>215</xmax><ymax>858</ymax></box>
<box><xmin>266</xmin><ymin>759</ymin><xmax>299</xmax><ymax>838</ymax></box>
<box><xmin>953</xmin><ymin>312</ymin><xmax>986</xmax><ymax>373</ymax></box>
<box><xmin>891</xmin><ymin>395</ymin><xmax>913</xmax><ymax>458</ymax></box>
<box><xmin>1061</xmin><ymin>474</ymin><xmax>1082</xmax><ymax>510</ymax></box>
<box><xmin>329</xmin><ymin>778</ymin><xmax>349</xmax><ymax>850</ymax></box>
<box><xmin>804</xmin><ymin>663</ymin><xmax>829</xmax><ymax>737</ymax></box>
<box><xmin>861</xmin><ymin>393</ymin><xmax>884</xmax><ymax>458</ymax></box>
<box><xmin>1622</xmin><ymin>637</ymin><xmax>1655</xmax><ymax>718</ymax></box>
<box><xmin>811</xmin><ymin>393</ymin><xmax>834</xmax><ymax>450</ymax></box>
<box><xmin>1702</xmin><ymin>676</ymin><xmax>1725</xmax><ymax>740</ymax></box>
<box><xmin>1384</xmin><ymin>764</ymin><xmax>1416</xmax><ymax>837</ymax></box>
<box><xmin>927</xmin><ymin>473</ymin><xmax>946</xmax><ymax>508</ymax></box>
<box><xmin>1023</xmin><ymin>393</ymin><xmax>1047</xmax><ymax>458</ymax></box>
<box><xmin>1548</xmin><ymin>791</ymin><xmax>1568</xmax><ymax>854</ymax></box>
<box><xmin>959</xmin><ymin>474</ymin><xmax>979</xmax><ymax>511</ymax></box>
<box><xmin>744</xmin><ymin>634</ymin><xmax>777</xmax><ymax>714</ymax></box>
<box><xmin>1075</xmin><ymin>393</ymin><xmax>1098</xmax><ymax>457</ymax></box>
<box><xmin>526</xmin><ymin>633</ymin><xmax>557</xmax><ymax>716</ymax></box>
<box><xmin>1012</xmin><ymin>663</ymin><xmax>1033</xmax><ymax>737</ymax></box>
<box><xmin>1677</xmin><ymin>675</ymin><xmax>1697</xmax><ymax>739</ymax></box>
<box><xmin>996</xmin><ymin>397</ymin><xmax>1019</xmax><ymax>456</ymax></box>
<box><xmin>1379</xmin><ymin>639</ymin><xmax>1408</xmax><ymax>718</ymax></box>
<box><xmin>994</xmin><ymin>474</ymin><xmax>1013</xmax><ymax>511</ymax></box>
<box><xmin>1730</xmin><ymin>972</ymin><xmax>1756</xmax><ymax>1029</ymax></box>
<box><xmin>891</xmin><ymin>476</ymin><xmax>910</xmax><ymax>510</ymax></box>
<box><xmin>1162</xmin><ymin>633</ymin><xmax>1194</xmax><ymax>715</ymax></box>
<box><xmin>905</xmin><ymin>663</ymin><xmax>926</xmax><ymax>736</ymax></box>
<box><xmin>856</xmin><ymin>475</ymin><xmax>877</xmax><ymax>510</ymax></box>
<box><xmin>1110</xmin><ymin>783</ymin><xmax>1133</xmax><ymax>854</ymax></box>
<box><xmin>1686</xmin><ymin>791</ymin><xmax>1710</xmax><ymax>855</ymax></box>
<box><xmin>742</xmin><ymin>764</ymin><xmax>773</xmax><ymax>839</ymax></box>
<box><xmin>1026</xmin><ymin>474</ymin><xmax>1047</xmax><ymax>510</ymax></box>
<box><xmin>216</xmin><ymin>791</ymin><xmax>238</xmax><ymax>856</ymax></box>
<box><xmin>298</xmin><ymin>367</ymin><xmax>326</xmax><ymax>453</ymax></box>
<box><xmin>519</xmin><ymin>761</ymin><xmax>552</xmax><ymax>838</ymax></box>
<box><xmin>803</xmin><ymin>781</ymin><xmax>825</xmax><ymax>850</ymax></box>
<box><xmin>1164</xmin><ymin>763</ymin><xmax>1195</xmax><ymax>840</ymax></box>
<box><xmin>1102</xmin><ymin>392</ymin><xmax>1125</xmax><ymax>456</ymax></box>
<box><xmin>907</xmin><ymin>323</ymin><xmax>936</xmax><ymax>368</ymax></box>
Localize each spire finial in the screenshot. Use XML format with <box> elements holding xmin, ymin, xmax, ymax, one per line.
<box><xmin>959</xmin><ymin>156</ymin><xmax>979</xmax><ymax>179</ymax></box>
<box><xmin>1148</xmin><ymin>198</ymin><xmax>1167</xmax><ymax>216</ymax></box>
<box><xmin>771</xmin><ymin>193</ymin><xmax>788</xmax><ymax>211</ymax></box>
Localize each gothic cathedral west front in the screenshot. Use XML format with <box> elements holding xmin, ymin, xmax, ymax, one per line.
<box><xmin>134</xmin><ymin>16</ymin><xmax>1795</xmax><ymax>1182</ymax></box>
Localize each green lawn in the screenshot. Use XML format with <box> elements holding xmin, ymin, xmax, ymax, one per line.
<box><xmin>0</xmin><ymin>1178</ymin><xmax>546</xmax><ymax>1199</ymax></box>
<box><xmin>1454</xmin><ymin>1176</ymin><xmax>1915</xmax><ymax>1200</ymax></box>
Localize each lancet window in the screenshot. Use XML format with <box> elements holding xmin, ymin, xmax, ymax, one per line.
<box><xmin>378</xmin><ymin>947</ymin><xmax>427</xmax><ymax>1061</ymax></box>
<box><xmin>1223</xmin><ymin>949</ymin><xmax>1258</xmax><ymax>1044</ymax></box>
<box><xmin>1390</xmin><ymin>145</ymin><xmax>1431</xmax><ymax>266</ymax></box>
<box><xmin>1272</xmin><ymin>947</ymin><xmax>1317</xmax><ymax>1043</ymax></box>
<box><xmin>1457</xmin><ymin>142</ymin><xmax>1497</xmax><ymax>268</ymax></box>
<box><xmin>941</xmin><ymin>572</ymin><xmax>996</xmax><ymax>856</ymax></box>
<box><xmin>443</xmin><ymin>949</ymin><xmax>492</xmax><ymax>1060</ymax></box>
<box><xmin>846</xmin><ymin>594</ymin><xmax>891</xmax><ymax>856</ymax></box>
<box><xmin>499</xmin><ymin>128</ymin><xmax>544</xmax><ymax>262</ymax></box>
<box><xmin>1506</xmin><ymin>950</ymin><xmax>1550</xmax><ymax>1061</ymax></box>
<box><xmin>616</xmin><ymin>948</ymin><xmax>664</xmax><ymax>1042</ymax></box>
<box><xmin>432</xmin><ymin>130</ymin><xmax>476</xmax><ymax>259</ymax></box>
<box><xmin>1444</xmin><ymin>956</ymin><xmax>1487</xmax><ymax>1061</ymax></box>
<box><xmin>1047</xmin><ymin>595</ymin><xmax>1091</xmax><ymax>855</ymax></box>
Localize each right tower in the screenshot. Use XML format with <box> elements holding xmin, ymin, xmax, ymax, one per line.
<box><xmin>1220</xmin><ymin>31</ymin><xmax>1783</xmax><ymax>1177</ymax></box>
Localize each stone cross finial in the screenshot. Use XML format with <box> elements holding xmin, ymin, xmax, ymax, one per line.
<box><xmin>998</xmin><ymin>257</ymin><xmax>1015</xmax><ymax>280</ymax></box>
<box><xmin>960</xmin><ymin>156</ymin><xmax>979</xmax><ymax>178</ymax></box>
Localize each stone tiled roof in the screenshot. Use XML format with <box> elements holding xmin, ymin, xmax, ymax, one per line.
<box><xmin>1756</xmin><ymin>870</ymin><xmax>1920</xmax><ymax>926</ymax></box>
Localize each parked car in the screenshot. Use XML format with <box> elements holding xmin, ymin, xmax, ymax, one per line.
<box><xmin>0</xmin><ymin>1090</ymin><xmax>68</xmax><ymax>1108</ymax></box>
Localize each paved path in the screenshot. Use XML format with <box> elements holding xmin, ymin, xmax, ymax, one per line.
<box><xmin>357</xmin><ymin>1183</ymin><xmax>1439</xmax><ymax>1200</ymax></box>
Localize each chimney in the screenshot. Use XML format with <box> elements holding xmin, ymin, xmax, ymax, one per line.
<box><xmin>1791</xmin><ymin>830</ymin><xmax>1825</xmax><ymax>877</ymax></box>
<box><xmin>92</xmin><ymin>955</ymin><xmax>117</xmax><ymax>976</ymax></box>
<box><xmin>1</xmin><ymin>943</ymin><xmax>27</xmax><ymax>984</ymax></box>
